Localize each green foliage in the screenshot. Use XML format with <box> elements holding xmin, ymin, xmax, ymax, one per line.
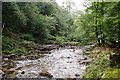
<box><xmin>20</xmin><ymin>40</ymin><xmax>38</xmax><ymax>47</ymax></box>
<box><xmin>2</xmin><ymin>28</ymin><xmax>13</xmax><ymax>36</ymax></box>
<box><xmin>2</xmin><ymin>36</ymin><xmax>16</xmax><ymax>50</ymax></box>
<box><xmin>83</xmin><ymin>50</ymin><xmax>110</xmax><ymax>78</ymax></box>
<box><xmin>73</xmin><ymin>2</ymin><xmax>120</xmax><ymax>45</ymax></box>
<box><xmin>2</xmin><ymin>2</ymin><xmax>74</xmax><ymax>42</ymax></box>
<box><xmin>101</xmin><ymin>68</ymin><xmax>120</xmax><ymax>78</ymax></box>
<box><xmin>2</xmin><ymin>47</ymin><xmax>27</xmax><ymax>54</ymax></box>
<box><xmin>2</xmin><ymin>2</ymin><xmax>27</xmax><ymax>32</ymax></box>
<box><xmin>19</xmin><ymin>34</ymin><xmax>34</xmax><ymax>41</ymax></box>
<box><xmin>55</xmin><ymin>36</ymin><xmax>65</xmax><ymax>44</ymax></box>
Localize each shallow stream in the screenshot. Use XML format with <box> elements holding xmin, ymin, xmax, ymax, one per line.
<box><xmin>1</xmin><ymin>45</ymin><xmax>94</xmax><ymax>78</ymax></box>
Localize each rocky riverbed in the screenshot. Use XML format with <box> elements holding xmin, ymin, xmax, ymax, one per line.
<box><xmin>1</xmin><ymin>44</ymin><xmax>94</xmax><ymax>79</ymax></box>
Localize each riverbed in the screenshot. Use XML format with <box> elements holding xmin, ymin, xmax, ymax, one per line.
<box><xmin>1</xmin><ymin>45</ymin><xmax>94</xmax><ymax>78</ymax></box>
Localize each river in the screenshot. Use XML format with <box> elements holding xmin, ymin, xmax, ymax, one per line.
<box><xmin>1</xmin><ymin>45</ymin><xmax>94</xmax><ymax>79</ymax></box>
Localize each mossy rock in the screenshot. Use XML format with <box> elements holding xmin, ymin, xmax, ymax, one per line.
<box><xmin>101</xmin><ymin>68</ymin><xmax>120</xmax><ymax>78</ymax></box>
<box><xmin>64</xmin><ymin>42</ymin><xmax>80</xmax><ymax>46</ymax></box>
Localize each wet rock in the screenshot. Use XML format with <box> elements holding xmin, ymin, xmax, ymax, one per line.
<box><xmin>84</xmin><ymin>52</ymin><xmax>91</xmax><ymax>55</ymax></box>
<box><xmin>67</xmin><ymin>75</ymin><xmax>74</xmax><ymax>78</ymax></box>
<box><xmin>8</xmin><ymin>54</ymin><xmax>18</xmax><ymax>59</ymax></box>
<box><xmin>67</xmin><ymin>61</ymin><xmax>72</xmax><ymax>63</ymax></box>
<box><xmin>17</xmin><ymin>53</ymin><xmax>22</xmax><ymax>57</ymax></box>
<box><xmin>0</xmin><ymin>70</ymin><xmax>4</xmax><ymax>78</ymax></box>
<box><xmin>84</xmin><ymin>57</ymin><xmax>87</xmax><ymax>60</ymax></box>
<box><xmin>67</xmin><ymin>56</ymin><xmax>71</xmax><ymax>59</ymax></box>
<box><xmin>110</xmin><ymin>53</ymin><xmax>120</xmax><ymax>67</ymax></box>
<box><xmin>79</xmin><ymin>60</ymin><xmax>91</xmax><ymax>65</ymax></box>
<box><xmin>21</xmin><ymin>71</ymin><xmax>25</xmax><ymax>74</ymax></box>
<box><xmin>7</xmin><ymin>70</ymin><xmax>17</xmax><ymax>75</ymax></box>
<box><xmin>3</xmin><ymin>58</ymin><xmax>8</xmax><ymax>60</ymax></box>
<box><xmin>75</xmin><ymin>73</ymin><xmax>80</xmax><ymax>77</ymax></box>
<box><xmin>16</xmin><ymin>67</ymin><xmax>23</xmax><ymax>70</ymax></box>
<box><xmin>2</xmin><ymin>73</ymin><xmax>8</xmax><ymax>78</ymax></box>
<box><xmin>0</xmin><ymin>70</ymin><xmax>4</xmax><ymax>74</ymax></box>
<box><xmin>20</xmin><ymin>56</ymin><xmax>26</xmax><ymax>59</ymax></box>
<box><xmin>39</xmin><ymin>71</ymin><xmax>53</xmax><ymax>77</ymax></box>
<box><xmin>29</xmin><ymin>57</ymin><xmax>36</xmax><ymax>60</ymax></box>
<box><xmin>27</xmin><ymin>55</ymin><xmax>36</xmax><ymax>60</ymax></box>
<box><xmin>2</xmin><ymin>61</ymin><xmax>17</xmax><ymax>70</ymax></box>
<box><xmin>2</xmin><ymin>63</ymin><xmax>8</xmax><ymax>67</ymax></box>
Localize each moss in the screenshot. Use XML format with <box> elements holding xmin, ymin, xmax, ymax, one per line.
<box><xmin>64</xmin><ymin>41</ymin><xmax>80</xmax><ymax>46</ymax></box>
<box><xmin>101</xmin><ymin>68</ymin><xmax>120</xmax><ymax>78</ymax></box>
<box><xmin>82</xmin><ymin>47</ymin><xmax>110</xmax><ymax>78</ymax></box>
<box><xmin>83</xmin><ymin>47</ymin><xmax>120</xmax><ymax>79</ymax></box>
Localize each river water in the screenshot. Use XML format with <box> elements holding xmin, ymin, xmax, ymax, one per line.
<box><xmin>1</xmin><ymin>45</ymin><xmax>94</xmax><ymax>78</ymax></box>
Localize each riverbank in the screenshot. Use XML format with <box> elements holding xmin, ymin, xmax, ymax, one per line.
<box><xmin>82</xmin><ymin>46</ymin><xmax>120</xmax><ymax>79</ymax></box>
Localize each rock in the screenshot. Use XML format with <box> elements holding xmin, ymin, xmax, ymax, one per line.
<box><xmin>16</xmin><ymin>67</ymin><xmax>23</xmax><ymax>70</ymax></box>
<box><xmin>20</xmin><ymin>56</ymin><xmax>26</xmax><ymax>59</ymax></box>
<box><xmin>21</xmin><ymin>71</ymin><xmax>25</xmax><ymax>74</ymax></box>
<box><xmin>0</xmin><ymin>70</ymin><xmax>4</xmax><ymax>77</ymax></box>
<box><xmin>29</xmin><ymin>57</ymin><xmax>36</xmax><ymax>60</ymax></box>
<box><xmin>79</xmin><ymin>60</ymin><xmax>91</xmax><ymax>65</ymax></box>
<box><xmin>4</xmin><ymin>58</ymin><xmax>8</xmax><ymax>60</ymax></box>
<box><xmin>84</xmin><ymin>57</ymin><xmax>87</xmax><ymax>60</ymax></box>
<box><xmin>84</xmin><ymin>52</ymin><xmax>91</xmax><ymax>55</ymax></box>
<box><xmin>0</xmin><ymin>70</ymin><xmax>4</xmax><ymax>74</ymax></box>
<box><xmin>67</xmin><ymin>61</ymin><xmax>72</xmax><ymax>63</ymax></box>
<box><xmin>39</xmin><ymin>71</ymin><xmax>53</xmax><ymax>77</ymax></box>
<box><xmin>9</xmin><ymin>54</ymin><xmax>18</xmax><ymax>59</ymax></box>
<box><xmin>67</xmin><ymin>75</ymin><xmax>74</xmax><ymax>78</ymax></box>
<box><xmin>75</xmin><ymin>73</ymin><xmax>80</xmax><ymax>77</ymax></box>
<box><xmin>7</xmin><ymin>70</ymin><xmax>17</xmax><ymax>75</ymax></box>
<box><xmin>110</xmin><ymin>53</ymin><xmax>120</xmax><ymax>67</ymax></box>
<box><xmin>27</xmin><ymin>55</ymin><xmax>36</xmax><ymax>60</ymax></box>
<box><xmin>2</xmin><ymin>63</ymin><xmax>8</xmax><ymax>67</ymax></box>
<box><xmin>2</xmin><ymin>73</ymin><xmax>8</xmax><ymax>78</ymax></box>
<box><xmin>67</xmin><ymin>56</ymin><xmax>71</xmax><ymax>59</ymax></box>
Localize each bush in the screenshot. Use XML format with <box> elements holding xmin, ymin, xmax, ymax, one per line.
<box><xmin>19</xmin><ymin>34</ymin><xmax>34</xmax><ymax>41</ymax></box>
<box><xmin>2</xmin><ymin>36</ymin><xmax>16</xmax><ymax>50</ymax></box>
<box><xmin>55</xmin><ymin>36</ymin><xmax>64</xmax><ymax>44</ymax></box>
<box><xmin>48</xmin><ymin>35</ymin><xmax>56</xmax><ymax>40</ymax></box>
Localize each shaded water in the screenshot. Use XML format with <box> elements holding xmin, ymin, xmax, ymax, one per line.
<box><xmin>1</xmin><ymin>45</ymin><xmax>93</xmax><ymax>78</ymax></box>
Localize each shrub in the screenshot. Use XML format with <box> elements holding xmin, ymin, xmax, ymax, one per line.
<box><xmin>19</xmin><ymin>34</ymin><xmax>34</xmax><ymax>40</ymax></box>
<box><xmin>55</xmin><ymin>36</ymin><xmax>64</xmax><ymax>44</ymax></box>
<box><xmin>2</xmin><ymin>36</ymin><xmax>16</xmax><ymax>50</ymax></box>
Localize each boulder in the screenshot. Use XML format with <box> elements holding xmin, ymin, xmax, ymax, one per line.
<box><xmin>110</xmin><ymin>53</ymin><xmax>120</xmax><ymax>67</ymax></box>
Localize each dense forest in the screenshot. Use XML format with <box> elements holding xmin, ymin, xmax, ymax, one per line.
<box><xmin>1</xmin><ymin>0</ymin><xmax>120</xmax><ymax>79</ymax></box>
<box><xmin>2</xmin><ymin>1</ymin><xmax>120</xmax><ymax>46</ymax></box>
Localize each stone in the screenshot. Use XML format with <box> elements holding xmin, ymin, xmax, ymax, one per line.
<box><xmin>39</xmin><ymin>71</ymin><xmax>53</xmax><ymax>77</ymax></box>
<box><xmin>75</xmin><ymin>73</ymin><xmax>80</xmax><ymax>77</ymax></box>
<box><xmin>84</xmin><ymin>57</ymin><xmax>87</xmax><ymax>60</ymax></box>
<box><xmin>4</xmin><ymin>58</ymin><xmax>8</xmax><ymax>60</ymax></box>
<box><xmin>20</xmin><ymin>56</ymin><xmax>26</xmax><ymax>59</ymax></box>
<box><xmin>21</xmin><ymin>71</ymin><xmax>25</xmax><ymax>74</ymax></box>
<box><xmin>110</xmin><ymin>53</ymin><xmax>120</xmax><ymax>67</ymax></box>
<box><xmin>67</xmin><ymin>56</ymin><xmax>71</xmax><ymax>59</ymax></box>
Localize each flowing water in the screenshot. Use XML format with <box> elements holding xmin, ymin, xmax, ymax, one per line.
<box><xmin>1</xmin><ymin>45</ymin><xmax>94</xmax><ymax>78</ymax></box>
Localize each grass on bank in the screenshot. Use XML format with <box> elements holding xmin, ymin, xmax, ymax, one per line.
<box><xmin>82</xmin><ymin>47</ymin><xmax>120</xmax><ymax>79</ymax></box>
